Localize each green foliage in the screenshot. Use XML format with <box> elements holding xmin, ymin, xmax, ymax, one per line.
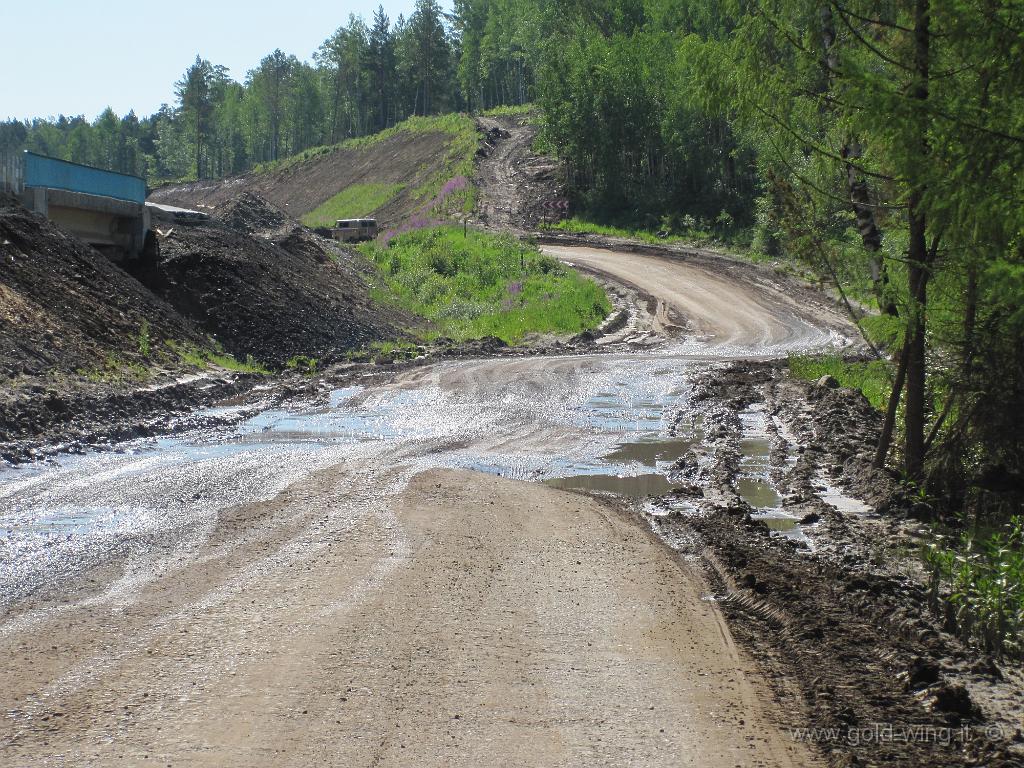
<box><xmin>787</xmin><ymin>355</ymin><xmax>891</xmax><ymax>411</ymax></box>
<box><xmin>535</xmin><ymin>4</ymin><xmax>755</xmax><ymax>225</ymax></box>
<box><xmin>301</xmin><ymin>183</ymin><xmax>405</xmax><ymax>227</ymax></box>
<box><xmin>137</xmin><ymin>320</ymin><xmax>151</xmax><ymax>358</ymax></box>
<box><xmin>167</xmin><ymin>340</ymin><xmax>269</xmax><ymax>374</ymax></box>
<box><xmin>456</xmin><ymin>2</ymin><xmax>538</xmax><ymax>111</ymax></box>
<box><xmin>481</xmin><ymin>104</ymin><xmax>535</xmax><ymax>117</ymax></box>
<box><xmin>253</xmin><ymin>113</ymin><xmax>476</xmax><ymax>174</ymax></box>
<box><xmin>406</xmin><ymin>116</ymin><xmax>480</xmax><ymax>213</ymax></box>
<box><xmin>924</xmin><ymin>517</ymin><xmax>1024</xmax><ymax>658</ymax></box>
<box><xmin>542</xmin><ymin>215</ymin><xmax>755</xmax><ymax>250</ymax></box>
<box><xmin>285</xmin><ymin>355</ymin><xmax>318</xmax><ymax>375</ymax></box>
<box><xmin>367</xmin><ymin>340</ymin><xmax>420</xmax><ymax>361</ymax></box>
<box><xmin>859</xmin><ymin>314</ymin><xmax>902</xmax><ymax>351</ymax></box>
<box><xmin>362</xmin><ymin>226</ymin><xmax>610</xmax><ymax>343</ymax></box>
<box><xmin>77</xmin><ymin>353</ymin><xmax>150</xmax><ymax>383</ymax></box>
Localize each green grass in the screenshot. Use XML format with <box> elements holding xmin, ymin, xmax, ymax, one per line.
<box><xmin>788</xmin><ymin>354</ymin><xmax>892</xmax><ymax>410</ymax></box>
<box><xmin>77</xmin><ymin>353</ymin><xmax>150</xmax><ymax>383</ymax></box>
<box><xmin>137</xmin><ymin>320</ymin><xmax>151</xmax><ymax>358</ymax></box>
<box><xmin>924</xmin><ymin>516</ymin><xmax>1024</xmax><ymax>658</ymax></box>
<box><xmin>362</xmin><ymin>226</ymin><xmax>611</xmax><ymax>344</ymax></box>
<box><xmin>859</xmin><ymin>312</ymin><xmax>903</xmax><ymax>350</ymax></box>
<box><xmin>408</xmin><ymin>118</ymin><xmax>479</xmax><ymax>215</ymax></box>
<box><xmin>301</xmin><ymin>183</ymin><xmax>406</xmax><ymax>227</ymax></box>
<box><xmin>481</xmin><ymin>104</ymin><xmax>535</xmax><ymax>117</ymax></box>
<box><xmin>285</xmin><ymin>355</ymin><xmax>318</xmax><ymax>375</ymax></box>
<box><xmin>253</xmin><ymin>114</ymin><xmax>477</xmax><ymax>175</ymax></box>
<box><xmin>167</xmin><ymin>340</ymin><xmax>269</xmax><ymax>374</ymax></box>
<box><xmin>541</xmin><ymin>216</ymin><xmax>762</xmax><ymax>257</ymax></box>
<box><xmin>365</xmin><ymin>340</ymin><xmax>420</xmax><ymax>362</ymax></box>
<box><xmin>254</xmin><ymin>113</ymin><xmax>480</xmax><ymax>221</ymax></box>
<box><xmin>543</xmin><ymin>217</ymin><xmax>685</xmax><ymax>244</ymax></box>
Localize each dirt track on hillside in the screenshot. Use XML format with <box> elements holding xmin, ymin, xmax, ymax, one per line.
<box><xmin>475</xmin><ymin>114</ymin><xmax>563</xmax><ymax>231</ymax></box>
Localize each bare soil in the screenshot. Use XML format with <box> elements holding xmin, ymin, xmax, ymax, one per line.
<box><xmin>474</xmin><ymin>114</ymin><xmax>564</xmax><ymax>232</ymax></box>
<box><xmin>149</xmin><ymin>130</ymin><xmax>467</xmax><ymax>228</ymax></box>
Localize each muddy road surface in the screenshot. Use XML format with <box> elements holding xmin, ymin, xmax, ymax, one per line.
<box><xmin>0</xmin><ymin>245</ymin><xmax>853</xmax><ymax>766</ymax></box>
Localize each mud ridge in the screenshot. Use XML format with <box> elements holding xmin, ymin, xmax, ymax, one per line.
<box><xmin>647</xmin><ymin>362</ymin><xmax>1024</xmax><ymax>767</ymax></box>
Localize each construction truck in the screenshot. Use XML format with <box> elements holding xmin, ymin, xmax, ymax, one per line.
<box><xmin>329</xmin><ymin>218</ymin><xmax>378</xmax><ymax>243</ymax></box>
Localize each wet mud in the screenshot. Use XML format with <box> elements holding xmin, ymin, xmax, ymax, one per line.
<box><xmin>2</xmin><ymin>239</ymin><xmax>1021</xmax><ymax>767</ymax></box>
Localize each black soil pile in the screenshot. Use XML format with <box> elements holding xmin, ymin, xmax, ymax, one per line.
<box><xmin>0</xmin><ymin>193</ymin><xmax>412</xmax><ymax>459</ymax></box>
<box><xmin>0</xmin><ymin>195</ymin><xmax>206</xmax><ymax>382</ymax></box>
<box><xmin>213</xmin><ymin>191</ymin><xmax>289</xmax><ymax>235</ymax></box>
<box><xmin>136</xmin><ymin>209</ymin><xmax>409</xmax><ymax>368</ymax></box>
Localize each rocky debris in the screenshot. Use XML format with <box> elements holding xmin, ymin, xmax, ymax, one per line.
<box><xmin>476</xmin><ymin>125</ymin><xmax>512</xmax><ymax>158</ymax></box>
<box><xmin>474</xmin><ymin>114</ymin><xmax>565</xmax><ymax>233</ymax></box>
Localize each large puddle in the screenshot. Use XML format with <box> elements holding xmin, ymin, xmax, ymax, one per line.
<box><xmin>734</xmin><ymin>404</ymin><xmax>804</xmax><ymax>540</ymax></box>
<box><xmin>0</xmin><ymin>348</ymin><xmax>841</xmax><ymax>607</ymax></box>
<box><xmin>0</xmin><ymin>356</ymin><xmax>711</xmax><ymax>606</ymax></box>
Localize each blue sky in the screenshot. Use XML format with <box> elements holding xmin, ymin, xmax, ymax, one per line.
<box><xmin>2</xmin><ymin>1</ymin><xmax>424</xmax><ymax>121</ymax></box>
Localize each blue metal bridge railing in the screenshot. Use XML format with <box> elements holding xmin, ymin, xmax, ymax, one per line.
<box><xmin>22</xmin><ymin>152</ymin><xmax>145</xmax><ymax>204</ymax></box>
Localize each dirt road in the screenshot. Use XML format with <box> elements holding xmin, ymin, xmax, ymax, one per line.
<box><xmin>1</xmin><ymin>467</ymin><xmax>814</xmax><ymax>767</ymax></box>
<box><xmin>541</xmin><ymin>244</ymin><xmax>847</xmax><ymax>351</ymax></box>
<box><xmin>0</xmin><ymin>245</ymin><xmax>853</xmax><ymax>766</ymax></box>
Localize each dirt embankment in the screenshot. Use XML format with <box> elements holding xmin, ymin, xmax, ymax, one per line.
<box><xmin>0</xmin><ymin>195</ymin><xmax>206</xmax><ymax>382</ymax></box>
<box><xmin>0</xmin><ymin>194</ymin><xmax>412</xmax><ymax>462</ymax></box>
<box><xmin>0</xmin><ymin>195</ymin><xmax>245</xmax><ymax>461</ymax></box>
<box><xmin>149</xmin><ymin>130</ymin><xmax>467</xmax><ymax>228</ymax></box>
<box><xmin>137</xmin><ymin>195</ymin><xmax>412</xmax><ymax>369</ymax></box>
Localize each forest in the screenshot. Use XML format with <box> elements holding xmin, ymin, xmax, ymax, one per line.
<box><xmin>2</xmin><ymin>0</ymin><xmax>1022</xmax><ymax>527</ymax></box>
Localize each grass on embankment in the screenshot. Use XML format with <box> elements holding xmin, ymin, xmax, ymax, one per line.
<box><xmin>788</xmin><ymin>355</ymin><xmax>891</xmax><ymax>410</ymax></box>
<box><xmin>481</xmin><ymin>104</ymin><xmax>535</xmax><ymax>117</ymax></box>
<box><xmin>362</xmin><ymin>226</ymin><xmax>610</xmax><ymax>344</ymax></box>
<box><xmin>542</xmin><ymin>216</ymin><xmax>763</xmax><ymax>257</ymax></box>
<box><xmin>167</xmin><ymin>340</ymin><xmax>270</xmax><ymax>375</ymax></box>
<box><xmin>301</xmin><ymin>183</ymin><xmax>406</xmax><ymax>227</ymax></box>
<box><xmin>257</xmin><ymin>114</ymin><xmax>480</xmax><ymax>218</ymax></box>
